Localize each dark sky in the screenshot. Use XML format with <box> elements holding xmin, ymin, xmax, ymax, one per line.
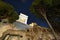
<box><xmin>3</xmin><ymin>0</ymin><xmax>49</xmax><ymax>27</ymax></box>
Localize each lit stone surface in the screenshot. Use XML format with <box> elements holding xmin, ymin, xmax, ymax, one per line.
<box><xmin>0</xmin><ymin>22</ymin><xmax>59</xmax><ymax>40</ymax></box>
<box><xmin>16</xmin><ymin>13</ymin><xmax>28</xmax><ymax>24</ymax></box>
<box><xmin>0</xmin><ymin>24</ymin><xmax>15</xmax><ymax>37</ymax></box>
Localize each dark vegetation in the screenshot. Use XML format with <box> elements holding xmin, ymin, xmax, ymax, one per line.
<box><xmin>0</xmin><ymin>1</ymin><xmax>19</xmax><ymax>23</ymax></box>
<box><xmin>30</xmin><ymin>0</ymin><xmax>60</xmax><ymax>32</ymax></box>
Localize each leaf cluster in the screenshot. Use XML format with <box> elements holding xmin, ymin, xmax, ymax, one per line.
<box><xmin>0</xmin><ymin>1</ymin><xmax>19</xmax><ymax>23</ymax></box>
<box><xmin>30</xmin><ymin>0</ymin><xmax>60</xmax><ymax>32</ymax></box>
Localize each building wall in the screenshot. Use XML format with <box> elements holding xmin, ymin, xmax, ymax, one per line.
<box><xmin>0</xmin><ymin>24</ymin><xmax>15</xmax><ymax>37</ymax></box>
<box><xmin>0</xmin><ymin>22</ymin><xmax>55</xmax><ymax>40</ymax></box>
<box><xmin>29</xmin><ymin>23</ymin><xmax>55</xmax><ymax>40</ymax></box>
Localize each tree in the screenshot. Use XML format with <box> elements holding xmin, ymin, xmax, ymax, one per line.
<box><xmin>30</xmin><ymin>0</ymin><xmax>60</xmax><ymax>39</ymax></box>
<box><xmin>0</xmin><ymin>1</ymin><xmax>19</xmax><ymax>23</ymax></box>
<box><xmin>46</xmin><ymin>4</ymin><xmax>60</xmax><ymax>33</ymax></box>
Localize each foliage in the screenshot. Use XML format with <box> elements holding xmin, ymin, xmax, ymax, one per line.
<box><xmin>0</xmin><ymin>1</ymin><xmax>19</xmax><ymax>23</ymax></box>
<box><xmin>46</xmin><ymin>5</ymin><xmax>60</xmax><ymax>32</ymax></box>
<box><xmin>30</xmin><ymin>0</ymin><xmax>53</xmax><ymax>18</ymax></box>
<box><xmin>30</xmin><ymin>0</ymin><xmax>60</xmax><ymax>32</ymax></box>
<box><xmin>30</xmin><ymin>0</ymin><xmax>60</xmax><ymax>17</ymax></box>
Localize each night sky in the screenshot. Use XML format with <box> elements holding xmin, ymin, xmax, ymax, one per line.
<box><xmin>3</xmin><ymin>0</ymin><xmax>49</xmax><ymax>27</ymax></box>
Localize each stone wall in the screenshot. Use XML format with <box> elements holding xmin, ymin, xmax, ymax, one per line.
<box><xmin>0</xmin><ymin>22</ymin><xmax>56</xmax><ymax>40</ymax></box>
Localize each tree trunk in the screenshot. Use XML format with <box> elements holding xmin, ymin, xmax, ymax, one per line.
<box><xmin>40</xmin><ymin>11</ymin><xmax>58</xmax><ymax>40</ymax></box>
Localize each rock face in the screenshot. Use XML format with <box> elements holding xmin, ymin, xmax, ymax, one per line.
<box><xmin>0</xmin><ymin>22</ymin><xmax>56</xmax><ymax>40</ymax></box>
<box><xmin>0</xmin><ymin>19</ymin><xmax>16</xmax><ymax>37</ymax></box>
<box><xmin>29</xmin><ymin>23</ymin><xmax>55</xmax><ymax>40</ymax></box>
